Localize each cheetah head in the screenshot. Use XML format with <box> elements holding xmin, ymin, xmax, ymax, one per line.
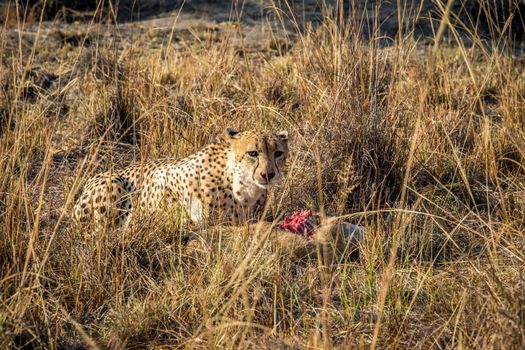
<box><xmin>226</xmin><ymin>128</ymin><xmax>289</xmax><ymax>189</ymax></box>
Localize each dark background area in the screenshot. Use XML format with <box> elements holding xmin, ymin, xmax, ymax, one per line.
<box><xmin>1</xmin><ymin>0</ymin><xmax>525</xmax><ymax>42</ymax></box>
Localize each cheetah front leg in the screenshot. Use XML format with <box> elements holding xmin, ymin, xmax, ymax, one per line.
<box><xmin>183</xmin><ymin>195</ymin><xmax>207</xmax><ymax>226</ymax></box>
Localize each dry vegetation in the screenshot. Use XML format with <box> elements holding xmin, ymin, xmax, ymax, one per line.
<box><xmin>1</xmin><ymin>0</ymin><xmax>525</xmax><ymax>349</ymax></box>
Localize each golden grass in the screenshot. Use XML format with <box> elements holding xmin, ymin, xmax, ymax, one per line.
<box><xmin>1</xmin><ymin>1</ymin><xmax>524</xmax><ymax>348</ymax></box>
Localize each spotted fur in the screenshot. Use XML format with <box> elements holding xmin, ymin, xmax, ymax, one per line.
<box><xmin>73</xmin><ymin>128</ymin><xmax>289</xmax><ymax>227</ymax></box>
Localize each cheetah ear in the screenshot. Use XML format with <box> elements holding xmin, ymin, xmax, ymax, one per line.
<box><xmin>225</xmin><ymin>128</ymin><xmax>240</xmax><ymax>139</ymax></box>
<box><xmin>276</xmin><ymin>130</ymin><xmax>289</xmax><ymax>141</ymax></box>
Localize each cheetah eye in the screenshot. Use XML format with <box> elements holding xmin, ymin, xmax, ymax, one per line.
<box><xmin>275</xmin><ymin>151</ymin><xmax>284</xmax><ymax>158</ymax></box>
<box><xmin>247</xmin><ymin>151</ymin><xmax>259</xmax><ymax>158</ymax></box>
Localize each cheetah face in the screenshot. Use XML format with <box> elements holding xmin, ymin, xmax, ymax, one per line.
<box><xmin>226</xmin><ymin>128</ymin><xmax>289</xmax><ymax>189</ymax></box>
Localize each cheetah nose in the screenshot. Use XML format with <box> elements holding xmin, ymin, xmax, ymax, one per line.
<box><xmin>261</xmin><ymin>171</ymin><xmax>276</xmax><ymax>181</ymax></box>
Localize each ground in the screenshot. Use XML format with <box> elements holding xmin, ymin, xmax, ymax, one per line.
<box><xmin>0</xmin><ymin>1</ymin><xmax>524</xmax><ymax>349</ymax></box>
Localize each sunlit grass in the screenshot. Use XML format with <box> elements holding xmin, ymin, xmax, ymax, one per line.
<box><xmin>1</xmin><ymin>0</ymin><xmax>524</xmax><ymax>348</ymax></box>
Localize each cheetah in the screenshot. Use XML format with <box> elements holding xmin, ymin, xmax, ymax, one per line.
<box><xmin>73</xmin><ymin>128</ymin><xmax>289</xmax><ymax>228</ymax></box>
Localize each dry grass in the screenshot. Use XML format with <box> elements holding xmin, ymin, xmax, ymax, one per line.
<box><xmin>1</xmin><ymin>1</ymin><xmax>525</xmax><ymax>349</ymax></box>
